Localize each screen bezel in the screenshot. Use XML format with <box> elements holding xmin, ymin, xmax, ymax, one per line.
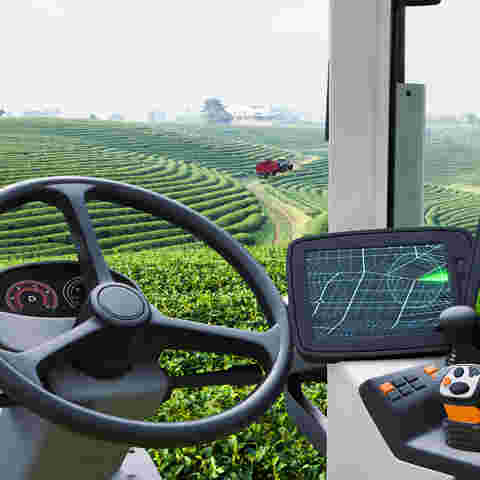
<box><xmin>287</xmin><ymin>227</ymin><xmax>473</xmax><ymax>363</ymax></box>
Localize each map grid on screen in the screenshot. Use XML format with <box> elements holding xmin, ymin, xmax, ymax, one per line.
<box><xmin>304</xmin><ymin>244</ymin><xmax>455</xmax><ymax>341</ymax></box>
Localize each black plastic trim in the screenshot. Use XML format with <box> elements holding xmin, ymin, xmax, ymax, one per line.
<box><xmin>287</xmin><ymin>227</ymin><xmax>473</xmax><ymax>363</ymax></box>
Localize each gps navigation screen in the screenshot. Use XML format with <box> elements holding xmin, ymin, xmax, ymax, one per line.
<box><xmin>304</xmin><ymin>243</ymin><xmax>456</xmax><ymax>341</ymax></box>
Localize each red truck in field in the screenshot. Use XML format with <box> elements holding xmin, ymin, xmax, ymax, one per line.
<box><xmin>256</xmin><ymin>158</ymin><xmax>293</xmax><ymax>177</ymax></box>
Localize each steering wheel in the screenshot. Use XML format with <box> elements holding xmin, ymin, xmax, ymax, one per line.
<box><xmin>0</xmin><ymin>177</ymin><xmax>292</xmax><ymax>448</ymax></box>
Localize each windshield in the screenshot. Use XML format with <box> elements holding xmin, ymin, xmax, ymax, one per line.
<box><xmin>407</xmin><ymin>1</ymin><xmax>480</xmax><ymax>240</ymax></box>
<box><xmin>1</xmin><ymin>1</ymin><xmax>329</xmax><ymax>478</ymax></box>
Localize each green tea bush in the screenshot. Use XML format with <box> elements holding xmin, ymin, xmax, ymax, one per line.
<box><xmin>0</xmin><ymin>243</ymin><xmax>327</xmax><ymax>477</ymax></box>
<box><xmin>104</xmin><ymin>244</ymin><xmax>326</xmax><ymax>479</ymax></box>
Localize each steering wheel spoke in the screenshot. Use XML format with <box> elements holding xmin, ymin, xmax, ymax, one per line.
<box><xmin>44</xmin><ymin>183</ymin><xmax>113</xmax><ymax>287</ymax></box>
<box><xmin>149</xmin><ymin>305</ymin><xmax>280</xmax><ymax>369</ymax></box>
<box><xmin>0</xmin><ymin>317</ymin><xmax>103</xmax><ymax>388</ymax></box>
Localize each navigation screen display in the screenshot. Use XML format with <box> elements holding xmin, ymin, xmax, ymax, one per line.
<box><xmin>304</xmin><ymin>243</ymin><xmax>456</xmax><ymax>342</ymax></box>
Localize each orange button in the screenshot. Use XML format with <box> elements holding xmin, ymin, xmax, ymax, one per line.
<box><xmin>379</xmin><ymin>382</ymin><xmax>395</xmax><ymax>395</ymax></box>
<box><xmin>443</xmin><ymin>377</ymin><xmax>451</xmax><ymax>386</ymax></box>
<box><xmin>424</xmin><ymin>366</ymin><xmax>439</xmax><ymax>376</ymax></box>
<box><xmin>444</xmin><ymin>404</ymin><xmax>480</xmax><ymax>424</ymax></box>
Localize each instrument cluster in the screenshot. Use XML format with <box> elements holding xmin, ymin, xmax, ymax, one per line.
<box><xmin>0</xmin><ymin>261</ymin><xmax>137</xmax><ymax>317</ymax></box>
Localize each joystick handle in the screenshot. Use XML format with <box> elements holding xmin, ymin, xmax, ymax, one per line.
<box><xmin>438</xmin><ymin>363</ymin><xmax>480</xmax><ymax>451</ymax></box>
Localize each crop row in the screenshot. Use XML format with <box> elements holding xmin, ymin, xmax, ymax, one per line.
<box><xmin>0</xmin><ymin>118</ymin><xmax>301</xmax><ymax>179</ymax></box>
<box><xmin>424</xmin><ymin>183</ymin><xmax>480</xmax><ymax>233</ymax></box>
<box><xmin>0</xmin><ymin>214</ymin><xmax>263</xmax><ymax>261</ymax></box>
<box><xmin>0</xmin><ymin>118</ymin><xmax>272</xmax><ymax>256</ymax></box>
<box><xmin>263</xmin><ymin>153</ymin><xmax>329</xmax><ymax>214</ymax></box>
<box><xmin>0</xmin><ymin>193</ymin><xmax>256</xmax><ymax>248</ymax></box>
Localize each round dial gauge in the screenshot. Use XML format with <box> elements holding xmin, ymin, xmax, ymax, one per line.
<box><xmin>62</xmin><ymin>276</ymin><xmax>86</xmax><ymax>309</ymax></box>
<box><xmin>5</xmin><ymin>280</ymin><xmax>58</xmax><ymax>314</ymax></box>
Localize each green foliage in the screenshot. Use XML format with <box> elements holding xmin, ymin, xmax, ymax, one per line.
<box><xmin>424</xmin><ymin>183</ymin><xmax>480</xmax><ymax>236</ymax></box>
<box><xmin>0</xmin><ymin>244</ymin><xmax>327</xmax><ymax>479</ymax></box>
<box><xmin>305</xmin><ymin>212</ymin><xmax>329</xmax><ymax>235</ymax></box>
<box><xmin>0</xmin><ymin>118</ymin><xmax>275</xmax><ymax>259</ymax></box>
<box><xmin>110</xmin><ymin>244</ymin><xmax>326</xmax><ymax>479</ymax></box>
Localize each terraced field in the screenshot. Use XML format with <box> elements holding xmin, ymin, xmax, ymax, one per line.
<box><xmin>5</xmin><ymin>117</ymin><xmax>480</xmax><ymax>259</ymax></box>
<box><xmin>265</xmin><ymin>146</ymin><xmax>328</xmax><ymax>214</ymax></box>
<box><xmin>0</xmin><ymin>118</ymin><xmax>300</xmax><ymax>180</ymax></box>
<box><xmin>0</xmin><ymin>118</ymin><xmax>270</xmax><ymax>260</ymax></box>
<box><xmin>159</xmin><ymin>123</ymin><xmax>326</xmax><ymax>158</ymax></box>
<box><xmin>424</xmin><ymin>183</ymin><xmax>480</xmax><ymax>236</ymax></box>
<box><xmin>424</xmin><ymin>124</ymin><xmax>480</xmax><ymax>185</ymax></box>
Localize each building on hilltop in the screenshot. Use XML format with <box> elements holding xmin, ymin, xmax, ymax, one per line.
<box><xmin>225</xmin><ymin>104</ymin><xmax>305</xmax><ymax>126</ymax></box>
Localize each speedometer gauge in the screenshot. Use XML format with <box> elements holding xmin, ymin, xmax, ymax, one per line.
<box><xmin>5</xmin><ymin>280</ymin><xmax>58</xmax><ymax>314</ymax></box>
<box><xmin>63</xmin><ymin>276</ymin><xmax>86</xmax><ymax>309</ymax></box>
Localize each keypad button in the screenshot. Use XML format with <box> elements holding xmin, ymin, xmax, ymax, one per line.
<box><xmin>404</xmin><ymin>375</ymin><xmax>418</xmax><ymax>383</ymax></box>
<box><xmin>424</xmin><ymin>366</ymin><xmax>438</xmax><ymax>376</ymax></box>
<box><xmin>411</xmin><ymin>380</ymin><xmax>426</xmax><ymax>391</ymax></box>
<box><xmin>379</xmin><ymin>382</ymin><xmax>395</xmax><ymax>395</ymax></box>
<box><xmin>450</xmin><ymin>382</ymin><xmax>470</xmax><ymax>395</ymax></box>
<box><xmin>387</xmin><ymin>391</ymin><xmax>402</xmax><ymax>402</ymax></box>
<box><xmin>392</xmin><ymin>377</ymin><xmax>407</xmax><ymax>388</ymax></box>
<box><xmin>398</xmin><ymin>385</ymin><xmax>415</xmax><ymax>396</ymax></box>
<box><xmin>454</xmin><ymin>367</ymin><xmax>464</xmax><ymax>378</ymax></box>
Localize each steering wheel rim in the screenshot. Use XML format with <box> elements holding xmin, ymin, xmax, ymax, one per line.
<box><xmin>0</xmin><ymin>176</ymin><xmax>292</xmax><ymax>448</ymax></box>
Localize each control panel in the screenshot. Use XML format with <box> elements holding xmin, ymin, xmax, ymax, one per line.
<box><xmin>360</xmin><ymin>363</ymin><xmax>480</xmax><ymax>477</ymax></box>
<box><xmin>377</xmin><ymin>364</ymin><xmax>449</xmax><ymax>403</ymax></box>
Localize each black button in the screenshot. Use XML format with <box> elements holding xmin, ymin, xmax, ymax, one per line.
<box><xmin>454</xmin><ymin>367</ymin><xmax>464</xmax><ymax>378</ymax></box>
<box><xmin>387</xmin><ymin>391</ymin><xmax>403</xmax><ymax>402</ymax></box>
<box><xmin>404</xmin><ymin>375</ymin><xmax>418</xmax><ymax>383</ymax></box>
<box><xmin>392</xmin><ymin>377</ymin><xmax>407</xmax><ymax>388</ymax></box>
<box><xmin>470</xmin><ymin>367</ymin><xmax>480</xmax><ymax>377</ymax></box>
<box><xmin>411</xmin><ymin>380</ymin><xmax>426</xmax><ymax>391</ymax></box>
<box><xmin>450</xmin><ymin>382</ymin><xmax>470</xmax><ymax>395</ymax></box>
<box><xmin>398</xmin><ymin>385</ymin><xmax>415</xmax><ymax>396</ymax></box>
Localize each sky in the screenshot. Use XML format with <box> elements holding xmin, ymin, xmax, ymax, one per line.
<box><xmin>2</xmin><ymin>1</ymin><xmax>478</xmax><ymax>121</ymax></box>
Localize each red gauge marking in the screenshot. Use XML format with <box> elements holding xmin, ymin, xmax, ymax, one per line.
<box><xmin>5</xmin><ymin>280</ymin><xmax>58</xmax><ymax>313</ymax></box>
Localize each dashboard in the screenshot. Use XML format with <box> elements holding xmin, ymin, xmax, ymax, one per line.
<box><xmin>0</xmin><ymin>261</ymin><xmax>138</xmax><ymax>317</ymax></box>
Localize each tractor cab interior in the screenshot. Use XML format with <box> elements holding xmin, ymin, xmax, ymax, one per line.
<box><xmin>3</xmin><ymin>1</ymin><xmax>480</xmax><ymax>479</ymax></box>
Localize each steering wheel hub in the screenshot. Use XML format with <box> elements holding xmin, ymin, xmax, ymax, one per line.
<box><xmin>90</xmin><ymin>283</ymin><xmax>150</xmax><ymax>327</ymax></box>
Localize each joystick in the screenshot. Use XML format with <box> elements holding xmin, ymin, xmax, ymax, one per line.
<box><xmin>436</xmin><ymin>305</ymin><xmax>480</xmax><ymax>451</ymax></box>
<box><xmin>438</xmin><ymin>363</ymin><xmax>480</xmax><ymax>451</ymax></box>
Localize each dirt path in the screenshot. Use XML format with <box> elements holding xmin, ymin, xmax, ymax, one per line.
<box><xmin>297</xmin><ymin>155</ymin><xmax>319</xmax><ymax>166</ymax></box>
<box><xmin>448</xmin><ymin>184</ymin><xmax>480</xmax><ymax>194</ymax></box>
<box><xmin>247</xmin><ymin>182</ymin><xmax>285</xmax><ymax>243</ymax></box>
<box><xmin>247</xmin><ymin>180</ymin><xmax>311</xmax><ymax>245</ymax></box>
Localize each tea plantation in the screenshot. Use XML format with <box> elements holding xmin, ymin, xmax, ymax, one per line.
<box><xmin>3</xmin><ymin>116</ymin><xmax>480</xmax><ymax>478</ymax></box>
<box><xmin>1</xmin><ymin>118</ymin><xmax>301</xmax><ymax>180</ymax></box>
<box><xmin>0</xmin><ymin>118</ymin><xmax>277</xmax><ymax>260</ymax></box>
<box><xmin>424</xmin><ymin>183</ymin><xmax>480</xmax><ymax>234</ymax></box>
<box><xmin>0</xmin><ymin>243</ymin><xmax>327</xmax><ymax>480</ymax></box>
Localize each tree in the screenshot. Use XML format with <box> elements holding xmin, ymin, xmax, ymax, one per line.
<box><xmin>201</xmin><ymin>98</ymin><xmax>233</xmax><ymax>124</ymax></box>
<box><xmin>0</xmin><ymin>107</ymin><xmax>5</xmax><ymax>117</ymax></box>
<box><xmin>464</xmin><ymin>113</ymin><xmax>478</xmax><ymax>126</ymax></box>
<box><xmin>89</xmin><ymin>114</ymin><xmax>98</xmax><ymax>120</ymax></box>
